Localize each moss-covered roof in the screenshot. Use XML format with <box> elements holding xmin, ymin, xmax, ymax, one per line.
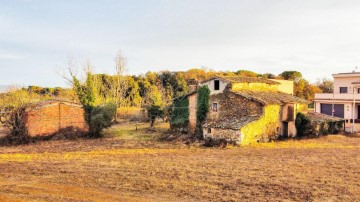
<box><xmin>231</xmin><ymin>90</ymin><xmax>308</xmax><ymax>105</ymax></box>
<box><xmin>200</xmin><ymin>76</ymin><xmax>279</xmax><ymax>85</ymax></box>
<box><xmin>305</xmin><ymin>112</ymin><xmax>344</xmax><ymax>123</ymax></box>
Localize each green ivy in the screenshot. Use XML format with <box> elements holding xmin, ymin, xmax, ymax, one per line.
<box><xmin>170</xmin><ymin>96</ymin><xmax>189</xmax><ymax>128</ymax></box>
<box><xmin>196</xmin><ymin>86</ymin><xmax>210</xmax><ymax>137</ymax></box>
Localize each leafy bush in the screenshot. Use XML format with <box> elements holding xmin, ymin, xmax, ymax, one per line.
<box><xmin>147</xmin><ymin>105</ymin><xmax>164</xmax><ymax>127</ymax></box>
<box><xmin>196</xmin><ymin>86</ymin><xmax>210</xmax><ymax>138</ymax></box>
<box><xmin>295</xmin><ymin>112</ymin><xmax>311</xmax><ymax>137</ymax></box>
<box><xmin>89</xmin><ymin>102</ymin><xmax>117</xmax><ymax>137</ymax></box>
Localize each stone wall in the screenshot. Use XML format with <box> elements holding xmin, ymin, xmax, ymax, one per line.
<box><xmin>206</xmin><ymin>91</ymin><xmax>263</xmax><ymax>126</ymax></box>
<box><xmin>204</xmin><ymin>128</ymin><xmax>241</xmax><ymax>143</ymax></box>
<box><xmin>188</xmin><ymin>93</ymin><xmax>197</xmax><ymax>134</ymax></box>
<box><xmin>25</xmin><ymin>102</ymin><xmax>88</xmax><ymax>137</ymax></box>
<box><xmin>199</xmin><ymin>79</ymin><xmax>229</xmax><ymax>95</ymax></box>
<box><xmin>240</xmin><ymin>104</ymin><xmax>282</xmax><ymax>145</ymax></box>
<box><xmin>203</xmin><ymin>91</ymin><xmax>263</xmax><ymax>143</ymax></box>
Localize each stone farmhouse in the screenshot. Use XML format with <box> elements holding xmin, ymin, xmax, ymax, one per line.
<box><xmin>171</xmin><ymin>76</ymin><xmax>310</xmax><ymax>145</ymax></box>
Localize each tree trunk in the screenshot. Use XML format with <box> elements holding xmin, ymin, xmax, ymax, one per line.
<box><xmin>150</xmin><ymin>118</ymin><xmax>155</xmax><ymax>127</ymax></box>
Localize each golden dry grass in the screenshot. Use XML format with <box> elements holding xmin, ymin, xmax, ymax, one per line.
<box><xmin>0</xmin><ymin>124</ymin><xmax>359</xmax><ymax>201</ymax></box>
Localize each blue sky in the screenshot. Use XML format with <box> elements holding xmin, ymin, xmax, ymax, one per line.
<box><xmin>1</xmin><ymin>0</ymin><xmax>360</xmax><ymax>87</ymax></box>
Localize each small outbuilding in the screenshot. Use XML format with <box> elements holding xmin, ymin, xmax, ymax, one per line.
<box><xmin>18</xmin><ymin>100</ymin><xmax>88</xmax><ymax>137</ymax></box>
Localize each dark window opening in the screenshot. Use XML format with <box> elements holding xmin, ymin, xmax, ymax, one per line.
<box><xmin>340</xmin><ymin>87</ymin><xmax>347</xmax><ymax>94</ymax></box>
<box><xmin>357</xmin><ymin>88</ymin><xmax>360</xmax><ymax>94</ymax></box>
<box><xmin>287</xmin><ymin>105</ymin><xmax>294</xmax><ymax>120</ymax></box>
<box><xmin>212</xmin><ymin>103</ymin><xmax>218</xmax><ymax>112</ymax></box>
<box><xmin>214</xmin><ymin>80</ymin><xmax>220</xmax><ymax>90</ymax></box>
<box><xmin>207</xmin><ymin>128</ymin><xmax>211</xmax><ymax>133</ymax></box>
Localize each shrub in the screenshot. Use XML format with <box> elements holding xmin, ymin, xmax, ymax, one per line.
<box><xmin>89</xmin><ymin>102</ymin><xmax>117</xmax><ymax>137</ymax></box>
<box><xmin>295</xmin><ymin>112</ymin><xmax>311</xmax><ymax>137</ymax></box>
<box><xmin>147</xmin><ymin>105</ymin><xmax>164</xmax><ymax>127</ymax></box>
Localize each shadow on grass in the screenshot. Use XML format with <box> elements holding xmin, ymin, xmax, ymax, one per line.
<box><xmin>0</xmin><ymin>126</ymin><xmax>89</xmax><ymax>147</ymax></box>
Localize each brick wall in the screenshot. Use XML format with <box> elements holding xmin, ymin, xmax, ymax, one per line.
<box><xmin>25</xmin><ymin>102</ymin><xmax>88</xmax><ymax>137</ymax></box>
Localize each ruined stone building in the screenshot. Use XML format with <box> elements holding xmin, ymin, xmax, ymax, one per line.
<box><xmin>171</xmin><ymin>76</ymin><xmax>309</xmax><ymax>145</ymax></box>
<box><xmin>19</xmin><ymin>100</ymin><xmax>89</xmax><ymax>137</ymax></box>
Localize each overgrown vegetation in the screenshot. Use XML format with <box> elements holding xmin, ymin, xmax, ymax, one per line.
<box><xmin>72</xmin><ymin>69</ymin><xmax>116</xmax><ymax>137</ymax></box>
<box><xmin>170</xmin><ymin>96</ymin><xmax>189</xmax><ymax>131</ymax></box>
<box><xmin>196</xmin><ymin>86</ymin><xmax>210</xmax><ymax>138</ymax></box>
<box><xmin>295</xmin><ymin>112</ymin><xmax>344</xmax><ymax>137</ymax></box>
<box><xmin>89</xmin><ymin>102</ymin><xmax>117</xmax><ymax>137</ymax></box>
<box><xmin>295</xmin><ymin>112</ymin><xmax>312</xmax><ymax>137</ymax></box>
<box><xmin>147</xmin><ymin>105</ymin><xmax>164</xmax><ymax>127</ymax></box>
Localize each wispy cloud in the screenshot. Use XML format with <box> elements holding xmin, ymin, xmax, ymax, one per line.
<box><xmin>0</xmin><ymin>53</ymin><xmax>23</xmax><ymax>60</ymax></box>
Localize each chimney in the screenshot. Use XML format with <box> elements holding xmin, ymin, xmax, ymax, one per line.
<box><xmin>187</xmin><ymin>79</ymin><xmax>198</xmax><ymax>92</ymax></box>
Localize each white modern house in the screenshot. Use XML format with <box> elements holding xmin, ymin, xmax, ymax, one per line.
<box><xmin>314</xmin><ymin>72</ymin><xmax>360</xmax><ymax>132</ymax></box>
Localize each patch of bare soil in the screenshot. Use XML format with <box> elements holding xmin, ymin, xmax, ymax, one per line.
<box><xmin>0</xmin><ymin>134</ymin><xmax>359</xmax><ymax>201</ymax></box>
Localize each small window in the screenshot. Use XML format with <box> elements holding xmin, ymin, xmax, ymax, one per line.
<box><xmin>340</xmin><ymin>87</ymin><xmax>348</xmax><ymax>93</ymax></box>
<box><xmin>357</xmin><ymin>88</ymin><xmax>360</xmax><ymax>94</ymax></box>
<box><xmin>207</xmin><ymin>128</ymin><xmax>212</xmax><ymax>134</ymax></box>
<box><xmin>214</xmin><ymin>80</ymin><xmax>220</xmax><ymax>90</ymax></box>
<box><xmin>212</xmin><ymin>103</ymin><xmax>218</xmax><ymax>112</ymax></box>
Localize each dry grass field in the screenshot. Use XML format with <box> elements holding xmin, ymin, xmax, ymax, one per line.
<box><xmin>0</xmin><ymin>123</ymin><xmax>359</xmax><ymax>201</ymax></box>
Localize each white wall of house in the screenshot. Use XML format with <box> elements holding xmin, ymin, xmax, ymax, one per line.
<box><xmin>315</xmin><ymin>101</ymin><xmax>354</xmax><ymax>119</ymax></box>
<box><xmin>333</xmin><ymin>73</ymin><xmax>360</xmax><ymax>94</ymax></box>
<box><xmin>199</xmin><ymin>79</ymin><xmax>229</xmax><ymax>95</ymax></box>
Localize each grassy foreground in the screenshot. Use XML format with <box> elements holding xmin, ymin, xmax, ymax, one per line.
<box><xmin>0</xmin><ymin>123</ymin><xmax>359</xmax><ymax>201</ymax></box>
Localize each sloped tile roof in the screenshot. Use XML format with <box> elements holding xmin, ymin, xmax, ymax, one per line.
<box><xmin>200</xmin><ymin>76</ymin><xmax>279</xmax><ymax>85</ymax></box>
<box><xmin>306</xmin><ymin>112</ymin><xmax>344</xmax><ymax>123</ymax></box>
<box><xmin>231</xmin><ymin>90</ymin><xmax>308</xmax><ymax>105</ymax></box>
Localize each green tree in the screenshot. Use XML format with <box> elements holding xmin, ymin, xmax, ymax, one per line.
<box><xmin>125</xmin><ymin>76</ymin><xmax>142</xmax><ymax>107</ymax></box>
<box><xmin>170</xmin><ymin>72</ymin><xmax>189</xmax><ymax>98</ymax></box>
<box><xmin>279</xmin><ymin>71</ymin><xmax>303</xmax><ymax>81</ymax></box>
<box><xmin>147</xmin><ymin>105</ymin><xmax>164</xmax><ymax>127</ymax></box>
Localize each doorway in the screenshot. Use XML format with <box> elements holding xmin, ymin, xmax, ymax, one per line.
<box><xmin>282</xmin><ymin>122</ymin><xmax>288</xmax><ymax>138</ymax></box>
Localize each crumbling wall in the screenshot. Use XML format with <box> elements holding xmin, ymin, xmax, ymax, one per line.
<box><xmin>25</xmin><ymin>102</ymin><xmax>88</xmax><ymax>137</ymax></box>
<box><xmin>295</xmin><ymin>112</ymin><xmax>344</xmax><ymax>137</ymax></box>
<box><xmin>204</xmin><ymin>128</ymin><xmax>241</xmax><ymax>143</ymax></box>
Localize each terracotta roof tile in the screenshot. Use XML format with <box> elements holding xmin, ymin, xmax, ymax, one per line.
<box><xmin>200</xmin><ymin>76</ymin><xmax>279</xmax><ymax>85</ymax></box>
<box><xmin>231</xmin><ymin>90</ymin><xmax>308</xmax><ymax>105</ymax></box>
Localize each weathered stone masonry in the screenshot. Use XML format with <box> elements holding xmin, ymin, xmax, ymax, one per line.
<box><xmin>25</xmin><ymin>101</ymin><xmax>88</xmax><ymax>137</ymax></box>
<box><xmin>204</xmin><ymin>91</ymin><xmax>263</xmax><ymax>142</ymax></box>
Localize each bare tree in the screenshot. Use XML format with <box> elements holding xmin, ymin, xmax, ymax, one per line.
<box><xmin>113</xmin><ymin>51</ymin><xmax>128</xmax><ymax>107</ymax></box>
<box><xmin>110</xmin><ymin>51</ymin><xmax>128</xmax><ymax>122</ymax></box>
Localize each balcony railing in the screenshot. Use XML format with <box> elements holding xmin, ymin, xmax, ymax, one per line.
<box><xmin>315</xmin><ymin>93</ymin><xmax>360</xmax><ymax>100</ymax></box>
